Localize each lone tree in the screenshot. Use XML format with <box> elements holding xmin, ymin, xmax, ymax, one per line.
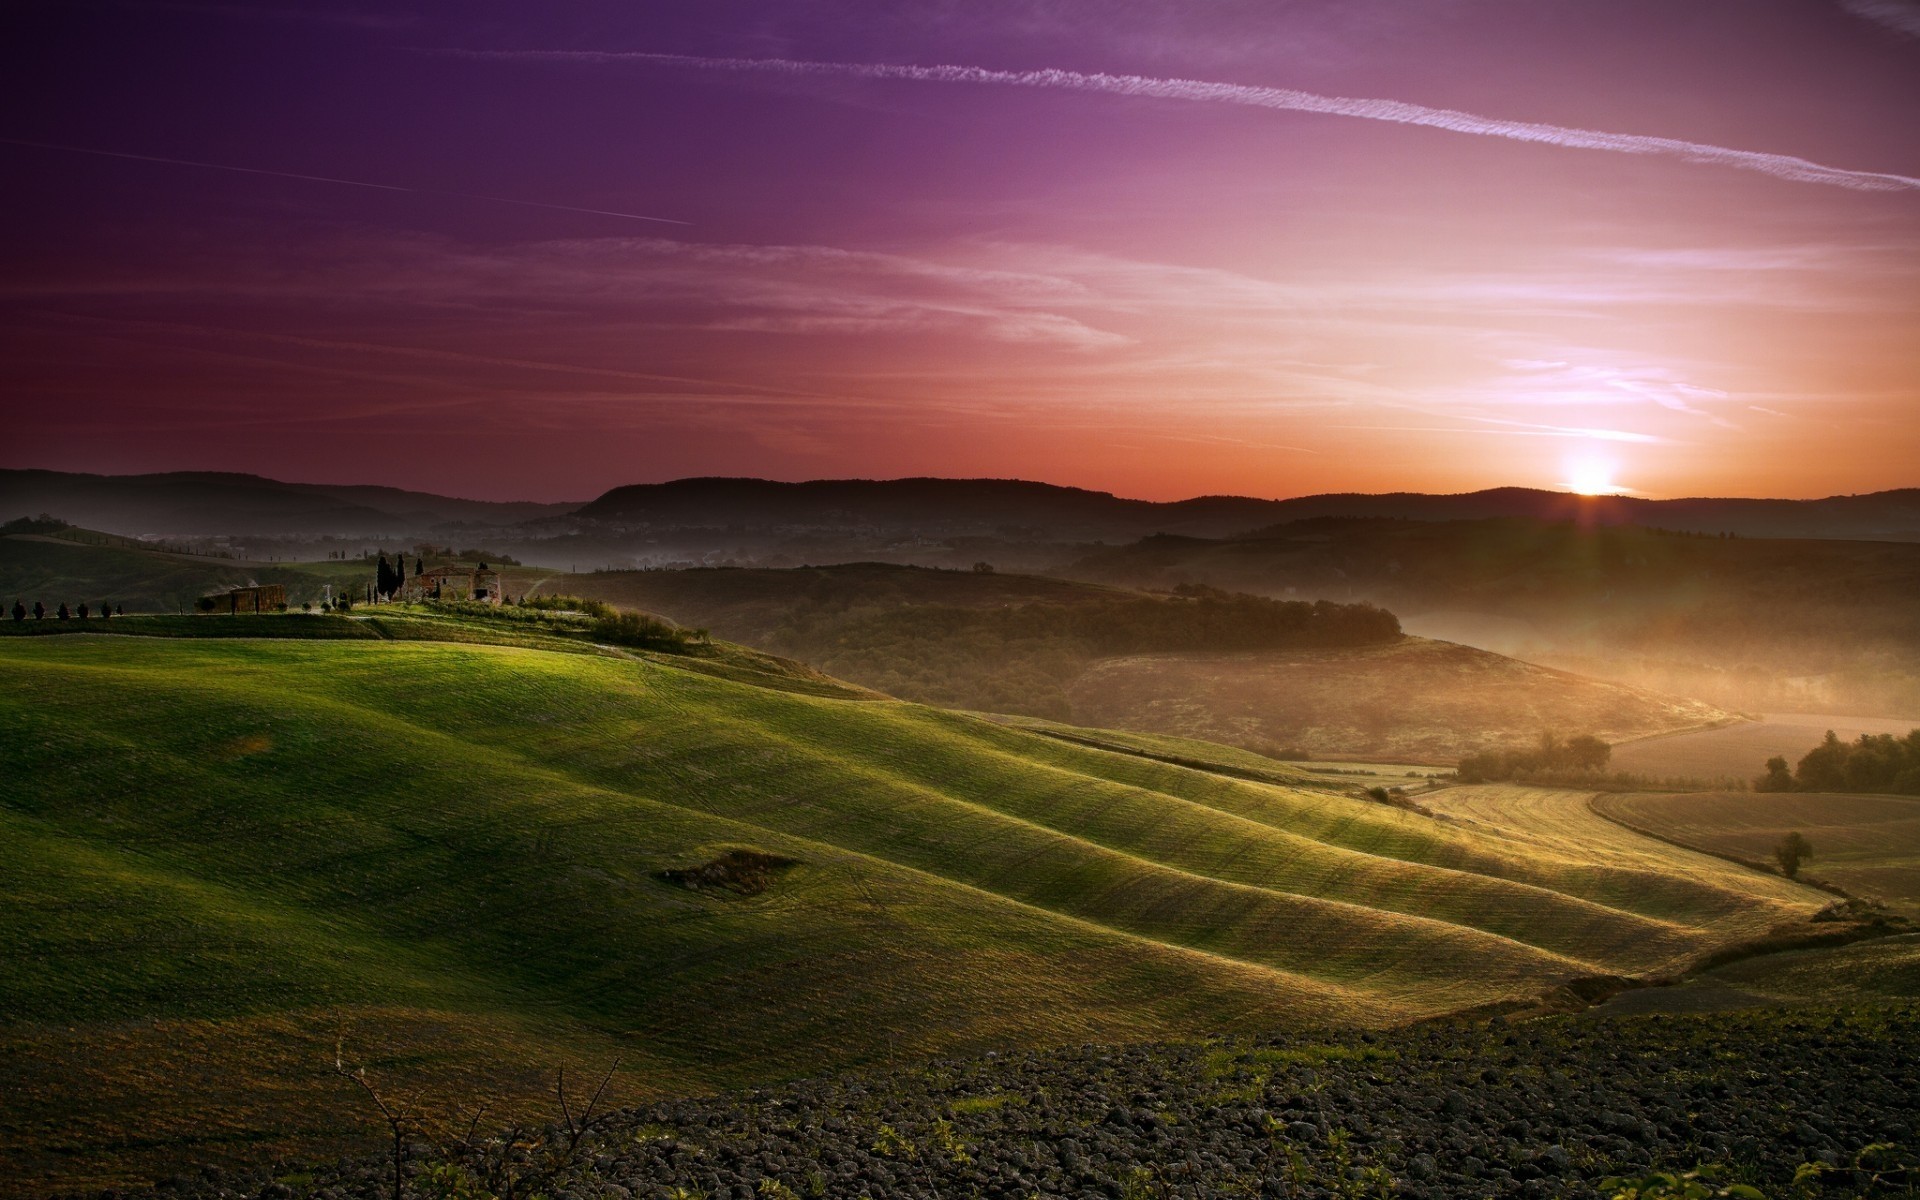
<box><xmin>1755</xmin><ymin>755</ymin><xmax>1795</xmax><ymax>792</ymax></box>
<box><xmin>1774</xmin><ymin>831</ymin><xmax>1814</xmax><ymax>879</ymax></box>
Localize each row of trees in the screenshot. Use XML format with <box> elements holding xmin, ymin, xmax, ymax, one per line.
<box><xmin>1455</xmin><ymin>731</ymin><xmax>1612</xmax><ymax>784</ymax></box>
<box><xmin>1755</xmin><ymin>729</ymin><xmax>1920</xmax><ymax>795</ymax></box>
<box><xmin>10</xmin><ymin>599</ymin><xmax>120</xmax><ymax>621</ymax></box>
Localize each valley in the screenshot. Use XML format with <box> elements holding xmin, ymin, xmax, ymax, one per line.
<box><xmin>0</xmin><ymin>612</ymin><xmax>1855</xmax><ymax>1197</ymax></box>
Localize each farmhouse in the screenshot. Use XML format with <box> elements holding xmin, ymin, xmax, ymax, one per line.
<box><xmin>404</xmin><ymin>564</ymin><xmax>502</xmax><ymax>604</ymax></box>
<box><xmin>197</xmin><ymin>584</ymin><xmax>287</xmax><ymax>614</ymax></box>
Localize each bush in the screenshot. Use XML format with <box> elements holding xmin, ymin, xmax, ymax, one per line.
<box><xmin>0</xmin><ymin>514</ymin><xmax>70</xmax><ymax>537</ymax></box>
<box><xmin>590</xmin><ymin>610</ymin><xmax>704</xmax><ymax>652</ymax></box>
<box><xmin>1774</xmin><ymin>831</ymin><xmax>1813</xmax><ymax>879</ymax></box>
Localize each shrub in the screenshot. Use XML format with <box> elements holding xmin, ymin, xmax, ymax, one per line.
<box><xmin>1774</xmin><ymin>831</ymin><xmax>1813</xmax><ymax>879</ymax></box>
<box><xmin>590</xmin><ymin>610</ymin><xmax>704</xmax><ymax>652</ymax></box>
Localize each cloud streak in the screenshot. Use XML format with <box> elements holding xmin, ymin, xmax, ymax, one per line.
<box><xmin>461</xmin><ymin>50</ymin><xmax>1920</xmax><ymax>194</ymax></box>
<box><xmin>1838</xmin><ymin>0</ymin><xmax>1920</xmax><ymax>37</ymax></box>
<box><xmin>0</xmin><ymin>137</ymin><xmax>690</xmax><ymax>225</ymax></box>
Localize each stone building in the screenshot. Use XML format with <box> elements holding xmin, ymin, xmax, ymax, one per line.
<box><xmin>403</xmin><ymin>565</ymin><xmax>502</xmax><ymax>604</ymax></box>
<box><xmin>198</xmin><ymin>584</ymin><xmax>287</xmax><ymax>614</ymax></box>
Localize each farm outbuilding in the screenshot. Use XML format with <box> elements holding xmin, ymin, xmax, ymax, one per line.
<box><xmin>197</xmin><ymin>584</ymin><xmax>287</xmax><ymax>614</ymax></box>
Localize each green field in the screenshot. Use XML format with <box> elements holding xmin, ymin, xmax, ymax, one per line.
<box><xmin>1592</xmin><ymin>790</ymin><xmax>1920</xmax><ymax>916</ymax></box>
<box><xmin>0</xmin><ymin>617</ymin><xmax>1831</xmax><ymax>1195</ymax></box>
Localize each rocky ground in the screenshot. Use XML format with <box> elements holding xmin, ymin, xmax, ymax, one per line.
<box><xmin>119</xmin><ymin>1006</ymin><xmax>1918</xmax><ymax>1200</ymax></box>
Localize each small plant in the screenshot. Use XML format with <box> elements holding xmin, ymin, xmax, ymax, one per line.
<box><xmin>1600</xmin><ymin>1164</ymin><xmax>1765</xmax><ymax>1200</ymax></box>
<box><xmin>931</xmin><ymin>1117</ymin><xmax>972</xmax><ymax>1165</ymax></box>
<box><xmin>416</xmin><ymin>1162</ymin><xmax>495</xmax><ymax>1200</ymax></box>
<box><xmin>1791</xmin><ymin>1143</ymin><xmax>1915</xmax><ymax>1197</ymax></box>
<box><xmin>757</xmin><ymin>1178</ymin><xmax>802</xmax><ymax>1200</ymax></box>
<box><xmin>872</xmin><ymin>1123</ymin><xmax>916</xmax><ymax>1159</ymax></box>
<box><xmin>1120</xmin><ymin>1165</ymin><xmax>1161</xmax><ymax>1200</ymax></box>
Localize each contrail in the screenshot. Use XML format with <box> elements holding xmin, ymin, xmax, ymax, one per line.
<box><xmin>0</xmin><ymin>136</ymin><xmax>691</xmax><ymax>224</ymax></box>
<box><xmin>464</xmin><ymin>50</ymin><xmax>1920</xmax><ymax>194</ymax></box>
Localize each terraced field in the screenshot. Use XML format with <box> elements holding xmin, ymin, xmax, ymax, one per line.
<box><xmin>0</xmin><ymin>622</ymin><xmax>1828</xmax><ymax>1195</ymax></box>
<box><xmin>1592</xmin><ymin>790</ymin><xmax>1920</xmax><ymax>917</ymax></box>
<box><xmin>1419</xmin><ymin>785</ymin><xmax>1819</xmax><ymax>947</ymax></box>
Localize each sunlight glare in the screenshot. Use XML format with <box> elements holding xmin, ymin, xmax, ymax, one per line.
<box><xmin>1564</xmin><ymin>454</ymin><xmax>1620</xmax><ymax>496</ymax></box>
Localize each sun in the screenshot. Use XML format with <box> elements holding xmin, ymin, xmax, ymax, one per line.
<box><xmin>1563</xmin><ymin>455</ymin><xmax>1620</xmax><ymax>496</ymax></box>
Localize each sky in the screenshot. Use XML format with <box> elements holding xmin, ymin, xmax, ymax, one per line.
<box><xmin>2</xmin><ymin>0</ymin><xmax>1916</xmax><ymax>503</ymax></box>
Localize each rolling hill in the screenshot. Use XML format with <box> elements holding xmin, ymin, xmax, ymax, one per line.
<box><xmin>531</xmin><ymin>563</ymin><xmax>1729</xmax><ymax>762</ymax></box>
<box><xmin>0</xmin><ymin>612</ymin><xmax>1824</xmax><ymax>1195</ymax></box>
<box><xmin>1591</xmin><ymin>790</ymin><xmax>1920</xmax><ymax>917</ymax></box>
<box><xmin>0</xmin><ymin>469</ymin><xmax>575</xmax><ymax>538</ymax></box>
<box><xmin>1067</xmin><ymin>517</ymin><xmax>1920</xmax><ymax>716</ymax></box>
<box><xmin>574</xmin><ymin>479</ymin><xmax>1920</xmax><ymax>543</ymax></box>
<box><xmin>11</xmin><ymin>470</ymin><xmax>1917</xmax><ymax>565</ymax></box>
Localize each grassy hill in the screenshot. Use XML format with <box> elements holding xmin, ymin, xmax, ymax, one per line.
<box><xmin>533</xmin><ymin>563</ymin><xmax>1727</xmax><ymax>762</ymax></box>
<box><xmin>1591</xmin><ymin>790</ymin><xmax>1920</xmax><ymax>917</ymax></box>
<box><xmin>0</xmin><ymin>612</ymin><xmax>1823</xmax><ymax>1195</ymax></box>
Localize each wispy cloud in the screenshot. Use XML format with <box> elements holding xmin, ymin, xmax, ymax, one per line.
<box><xmin>1838</xmin><ymin>0</ymin><xmax>1920</xmax><ymax>37</ymax></box>
<box><xmin>0</xmin><ymin>137</ymin><xmax>689</xmax><ymax>225</ymax></box>
<box><xmin>456</xmin><ymin>50</ymin><xmax>1920</xmax><ymax>194</ymax></box>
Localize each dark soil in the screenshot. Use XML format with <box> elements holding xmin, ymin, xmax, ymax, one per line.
<box><xmin>112</xmin><ymin>1006</ymin><xmax>1918</xmax><ymax>1200</ymax></box>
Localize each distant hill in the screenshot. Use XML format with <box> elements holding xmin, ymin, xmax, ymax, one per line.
<box><xmin>575</xmin><ymin>477</ymin><xmax>1920</xmax><ymax>542</ymax></box>
<box><xmin>0</xmin><ymin>469</ymin><xmax>576</xmax><ymax>538</ymax></box>
<box><xmin>0</xmin><ymin>613</ymin><xmax>1819</xmax><ymax>1194</ymax></box>
<box><xmin>9</xmin><ymin>470</ymin><xmax>1916</xmax><ymax>568</ymax></box>
<box><xmin>1066</xmin><ymin>517</ymin><xmax>1920</xmax><ymax>716</ymax></box>
<box><xmin>536</xmin><ymin>563</ymin><xmax>1728</xmax><ymax>762</ymax></box>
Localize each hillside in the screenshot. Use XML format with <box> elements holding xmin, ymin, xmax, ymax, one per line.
<box><xmin>1592</xmin><ymin>791</ymin><xmax>1920</xmax><ymax>917</ymax></box>
<box><xmin>0</xmin><ymin>615</ymin><xmax>1823</xmax><ymax>1195</ymax></box>
<box><xmin>574</xmin><ymin>479</ymin><xmax>1920</xmax><ymax>543</ymax></box>
<box><xmin>0</xmin><ymin>469</ymin><xmax>574</xmax><ymax>538</ymax></box>
<box><xmin>11</xmin><ymin>471</ymin><xmax>1917</xmax><ymax>573</ymax></box>
<box><xmin>1067</xmin><ymin>518</ymin><xmax>1920</xmax><ymax>716</ymax></box>
<box><xmin>534</xmin><ymin>564</ymin><xmax>1728</xmax><ymax>762</ymax></box>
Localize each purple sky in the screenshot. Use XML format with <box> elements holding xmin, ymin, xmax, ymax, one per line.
<box><xmin>2</xmin><ymin>0</ymin><xmax>1916</xmax><ymax>501</ymax></box>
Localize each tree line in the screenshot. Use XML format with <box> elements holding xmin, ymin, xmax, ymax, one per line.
<box><xmin>863</xmin><ymin>589</ymin><xmax>1402</xmax><ymax>658</ymax></box>
<box><xmin>1755</xmin><ymin>729</ymin><xmax>1920</xmax><ymax>795</ymax></box>
<box><xmin>10</xmin><ymin>599</ymin><xmax>120</xmax><ymax>621</ymax></box>
<box><xmin>1455</xmin><ymin>732</ymin><xmax>1612</xmax><ymax>784</ymax></box>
